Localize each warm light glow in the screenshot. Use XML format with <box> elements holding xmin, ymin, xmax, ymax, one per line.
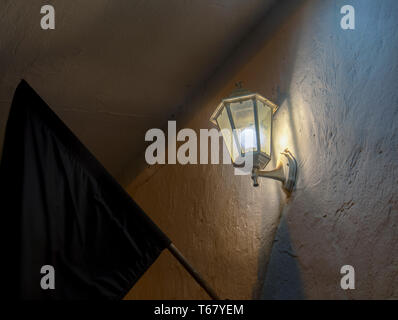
<box><xmin>279</xmin><ymin>134</ymin><xmax>288</xmax><ymax>149</ymax></box>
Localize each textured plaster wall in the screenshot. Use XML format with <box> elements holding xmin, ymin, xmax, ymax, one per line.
<box><xmin>125</xmin><ymin>0</ymin><xmax>398</xmax><ymax>299</ymax></box>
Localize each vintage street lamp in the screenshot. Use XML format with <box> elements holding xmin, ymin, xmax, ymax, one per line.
<box><xmin>210</xmin><ymin>83</ymin><xmax>297</xmax><ymax>192</ymax></box>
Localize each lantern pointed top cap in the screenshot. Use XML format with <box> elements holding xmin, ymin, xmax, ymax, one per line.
<box><xmin>228</xmin><ymin>81</ymin><xmax>252</xmax><ymax>98</ymax></box>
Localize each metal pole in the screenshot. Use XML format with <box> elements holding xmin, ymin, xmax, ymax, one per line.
<box><xmin>167</xmin><ymin>243</ymin><xmax>220</xmax><ymax>300</ymax></box>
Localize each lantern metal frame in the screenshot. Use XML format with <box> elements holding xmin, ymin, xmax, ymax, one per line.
<box><xmin>210</xmin><ymin>85</ymin><xmax>297</xmax><ymax>193</ymax></box>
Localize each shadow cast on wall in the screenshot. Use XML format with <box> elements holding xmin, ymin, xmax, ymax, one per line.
<box><xmin>261</xmin><ymin>212</ymin><xmax>305</xmax><ymax>299</ymax></box>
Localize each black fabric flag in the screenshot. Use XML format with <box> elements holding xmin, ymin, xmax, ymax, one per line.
<box><xmin>0</xmin><ymin>80</ymin><xmax>171</xmax><ymax>299</ymax></box>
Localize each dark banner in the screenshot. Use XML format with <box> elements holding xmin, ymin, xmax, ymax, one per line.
<box><xmin>0</xmin><ymin>80</ymin><xmax>171</xmax><ymax>299</ymax></box>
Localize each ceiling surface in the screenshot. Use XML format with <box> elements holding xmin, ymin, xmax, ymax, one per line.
<box><xmin>0</xmin><ymin>0</ymin><xmax>275</xmax><ymax>183</ymax></box>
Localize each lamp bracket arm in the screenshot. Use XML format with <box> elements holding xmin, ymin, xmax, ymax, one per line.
<box><xmin>255</xmin><ymin>164</ymin><xmax>285</xmax><ymax>182</ymax></box>
<box><xmin>251</xmin><ymin>149</ymin><xmax>297</xmax><ymax>193</ymax></box>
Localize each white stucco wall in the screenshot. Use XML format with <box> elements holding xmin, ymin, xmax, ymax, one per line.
<box><xmin>125</xmin><ymin>0</ymin><xmax>397</xmax><ymax>299</ymax></box>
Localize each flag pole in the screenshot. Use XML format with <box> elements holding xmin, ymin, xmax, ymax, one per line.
<box><xmin>167</xmin><ymin>243</ymin><xmax>220</xmax><ymax>300</ymax></box>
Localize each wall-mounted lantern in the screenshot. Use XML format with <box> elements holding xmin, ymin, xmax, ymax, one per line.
<box><xmin>210</xmin><ymin>83</ymin><xmax>297</xmax><ymax>193</ymax></box>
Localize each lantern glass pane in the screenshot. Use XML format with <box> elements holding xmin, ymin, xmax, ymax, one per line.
<box><xmin>257</xmin><ymin>100</ymin><xmax>272</xmax><ymax>156</ymax></box>
<box><xmin>216</xmin><ymin>106</ymin><xmax>240</xmax><ymax>162</ymax></box>
<box><xmin>229</xmin><ymin>99</ymin><xmax>257</xmax><ymax>154</ymax></box>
